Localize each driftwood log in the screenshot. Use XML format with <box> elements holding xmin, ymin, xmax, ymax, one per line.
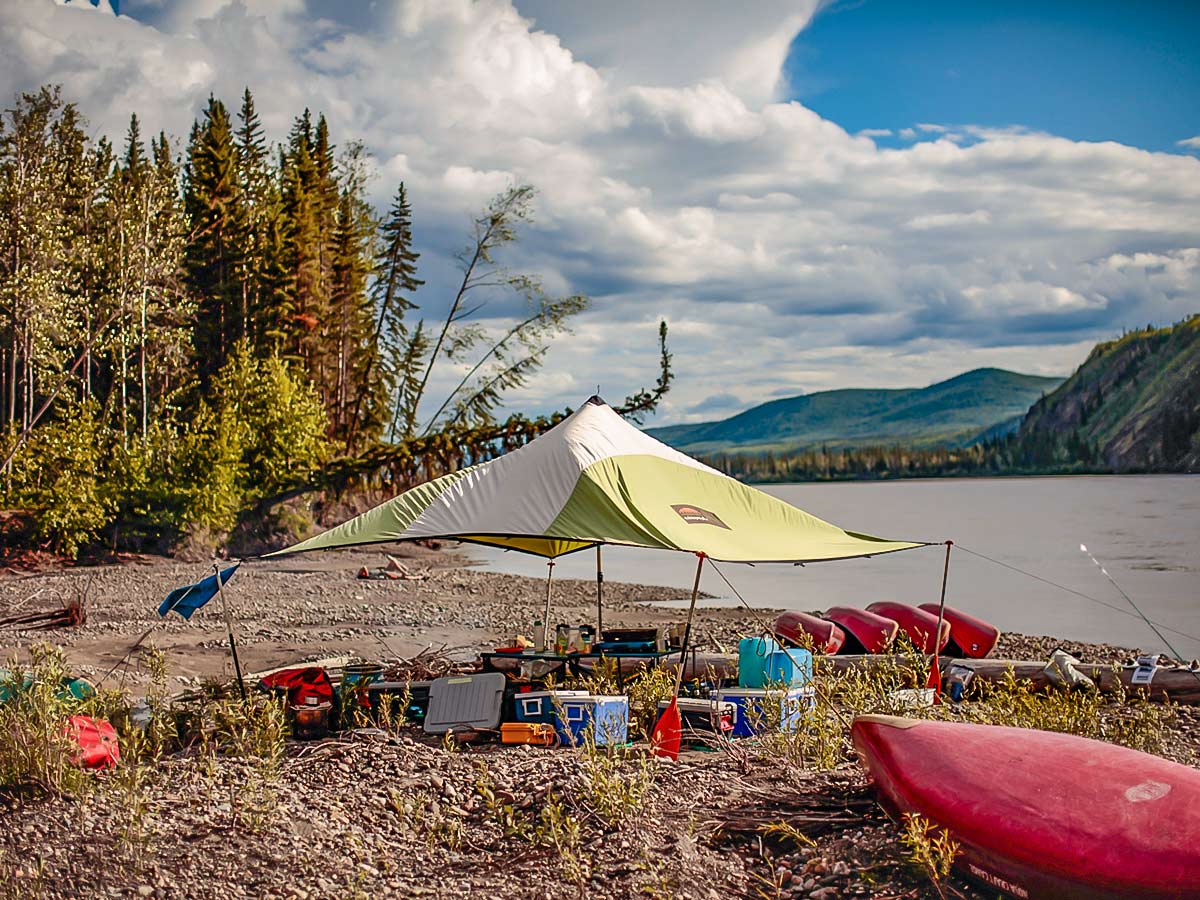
<box><xmin>822</xmin><ymin>655</ymin><xmax>1200</xmax><ymax>705</ymax></box>
<box><xmin>571</xmin><ymin>652</ymin><xmax>1200</xmax><ymax>705</ymax></box>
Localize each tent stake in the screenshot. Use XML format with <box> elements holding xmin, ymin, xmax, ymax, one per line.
<box><xmin>216</xmin><ymin>563</ymin><xmax>247</xmax><ymax>701</ymax></box>
<box><xmin>542</xmin><ymin>560</ymin><xmax>556</xmax><ymax>651</ymax></box>
<box><xmin>595</xmin><ymin>546</ymin><xmax>604</xmax><ymax>639</ymax></box>
<box><xmin>929</xmin><ymin>541</ymin><xmax>953</xmax><ymax>702</ymax></box>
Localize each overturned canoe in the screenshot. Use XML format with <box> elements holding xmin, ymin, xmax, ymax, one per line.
<box><xmin>851</xmin><ymin>714</ymin><xmax>1200</xmax><ymax>900</ymax></box>
<box><xmin>918</xmin><ymin>603</ymin><xmax>999</xmax><ymax>658</ymax></box>
<box><xmin>867</xmin><ymin>601</ymin><xmax>950</xmax><ymax>653</ymax></box>
<box><xmin>774</xmin><ymin>611</ymin><xmax>845</xmax><ymax>654</ymax></box>
<box><xmin>824</xmin><ymin>606</ymin><xmax>899</xmax><ymax>654</ymax></box>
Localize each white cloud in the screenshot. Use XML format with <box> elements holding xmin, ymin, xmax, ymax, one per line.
<box><xmin>1177</xmin><ymin>135</ymin><xmax>1200</xmax><ymax>150</ymax></box>
<box><xmin>1</xmin><ymin>0</ymin><xmax>1198</xmax><ymax>425</ymax></box>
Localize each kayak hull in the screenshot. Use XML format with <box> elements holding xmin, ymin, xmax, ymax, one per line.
<box><xmin>774</xmin><ymin>611</ymin><xmax>845</xmax><ymax>655</ymax></box>
<box><xmin>851</xmin><ymin>714</ymin><xmax>1200</xmax><ymax>900</ymax></box>
<box><xmin>824</xmin><ymin>606</ymin><xmax>899</xmax><ymax>654</ymax></box>
<box><xmin>918</xmin><ymin>603</ymin><xmax>999</xmax><ymax>658</ymax></box>
<box><xmin>866</xmin><ymin>601</ymin><xmax>950</xmax><ymax>653</ymax></box>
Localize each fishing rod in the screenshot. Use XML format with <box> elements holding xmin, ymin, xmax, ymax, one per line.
<box><xmin>1079</xmin><ymin>543</ymin><xmax>1200</xmax><ymax>684</ymax></box>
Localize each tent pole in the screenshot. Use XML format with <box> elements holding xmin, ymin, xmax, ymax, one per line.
<box><xmin>673</xmin><ymin>553</ymin><xmax>706</xmax><ymax>695</ymax></box>
<box><xmin>215</xmin><ymin>564</ymin><xmax>247</xmax><ymax>701</ymax></box>
<box><xmin>929</xmin><ymin>540</ymin><xmax>953</xmax><ymax>702</ymax></box>
<box><xmin>542</xmin><ymin>560</ymin><xmax>556</xmax><ymax>652</ymax></box>
<box><xmin>595</xmin><ymin>546</ymin><xmax>604</xmax><ymax>639</ymax></box>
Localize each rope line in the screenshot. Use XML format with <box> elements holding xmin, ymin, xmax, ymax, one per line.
<box><xmin>955</xmin><ymin>544</ymin><xmax>1200</xmax><ymax>646</ymax></box>
<box><xmin>707</xmin><ymin>559</ymin><xmax>852</xmax><ymax>731</ymax></box>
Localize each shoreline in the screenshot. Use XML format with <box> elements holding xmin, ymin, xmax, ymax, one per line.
<box><xmin>0</xmin><ymin>545</ymin><xmax>1170</xmax><ymax>688</ymax></box>
<box><xmin>2</xmin><ymin>547</ymin><xmax>1196</xmax><ymax>900</ymax></box>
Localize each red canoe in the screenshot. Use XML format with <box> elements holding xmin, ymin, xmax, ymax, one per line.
<box><xmin>824</xmin><ymin>606</ymin><xmax>899</xmax><ymax>654</ymax></box>
<box><xmin>867</xmin><ymin>601</ymin><xmax>950</xmax><ymax>653</ymax></box>
<box><xmin>918</xmin><ymin>603</ymin><xmax>999</xmax><ymax>658</ymax></box>
<box><xmin>851</xmin><ymin>714</ymin><xmax>1200</xmax><ymax>900</ymax></box>
<box><xmin>774</xmin><ymin>611</ymin><xmax>845</xmax><ymax>655</ymax></box>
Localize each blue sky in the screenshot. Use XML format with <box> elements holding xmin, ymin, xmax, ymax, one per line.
<box><xmin>786</xmin><ymin>0</ymin><xmax>1200</xmax><ymax>152</ymax></box>
<box><xmin>4</xmin><ymin>1</ymin><xmax>1199</xmax><ymax>424</ymax></box>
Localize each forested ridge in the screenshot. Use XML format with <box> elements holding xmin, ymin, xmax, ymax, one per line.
<box><xmin>0</xmin><ymin>85</ymin><xmax>670</xmax><ymax>559</ymax></box>
<box><xmin>708</xmin><ymin>317</ymin><xmax>1199</xmax><ymax>483</ymax></box>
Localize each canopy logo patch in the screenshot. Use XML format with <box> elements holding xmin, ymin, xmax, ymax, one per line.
<box><xmin>671</xmin><ymin>504</ymin><xmax>730</xmax><ymax>529</ymax></box>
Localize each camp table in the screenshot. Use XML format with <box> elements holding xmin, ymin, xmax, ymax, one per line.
<box><xmin>480</xmin><ymin>648</ymin><xmax>682</xmax><ymax>690</ymax></box>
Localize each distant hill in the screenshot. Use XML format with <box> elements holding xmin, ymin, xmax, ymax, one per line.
<box><xmin>648</xmin><ymin>368</ymin><xmax>1063</xmax><ymax>454</ymax></box>
<box><xmin>1020</xmin><ymin>315</ymin><xmax>1200</xmax><ymax>472</ymax></box>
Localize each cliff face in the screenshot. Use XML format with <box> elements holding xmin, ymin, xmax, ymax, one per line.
<box><xmin>1020</xmin><ymin>315</ymin><xmax>1200</xmax><ymax>472</ymax></box>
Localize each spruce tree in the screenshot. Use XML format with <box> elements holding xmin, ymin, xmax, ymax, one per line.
<box><xmin>280</xmin><ymin>108</ymin><xmax>325</xmax><ymax>370</ymax></box>
<box><xmin>363</xmin><ymin>183</ymin><xmax>423</xmax><ymax>444</ymax></box>
<box><xmin>184</xmin><ymin>96</ymin><xmax>245</xmax><ymax>380</ymax></box>
<box><xmin>235</xmin><ymin>88</ymin><xmax>275</xmax><ymax>351</ymax></box>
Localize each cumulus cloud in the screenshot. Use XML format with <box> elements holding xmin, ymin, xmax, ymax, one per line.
<box><xmin>1177</xmin><ymin>135</ymin><xmax>1200</xmax><ymax>150</ymax></box>
<box><xmin>1</xmin><ymin>0</ymin><xmax>1197</xmax><ymax>424</ymax></box>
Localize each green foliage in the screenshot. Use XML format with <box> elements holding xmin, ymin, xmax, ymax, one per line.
<box><xmin>177</xmin><ymin>344</ymin><xmax>327</xmax><ymax>532</ymax></box>
<box><xmin>5</xmin><ymin>401</ymin><xmax>115</xmax><ymax>555</ymax></box>
<box><xmin>751</xmin><ymin>643</ymin><xmax>1174</xmax><ymax>775</ymax></box>
<box><xmin>0</xmin><ymin>643</ymin><xmax>122</xmax><ymax>799</ymax></box>
<box><xmin>0</xmin><ymin>83</ymin><xmax>676</xmax><ymax>558</ymax></box>
<box><xmin>900</xmin><ymin>813</ymin><xmax>959</xmax><ymax>890</ymax></box>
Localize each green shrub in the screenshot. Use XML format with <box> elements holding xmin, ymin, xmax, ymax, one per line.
<box><xmin>0</xmin><ymin>644</ymin><xmax>122</xmax><ymax>798</ymax></box>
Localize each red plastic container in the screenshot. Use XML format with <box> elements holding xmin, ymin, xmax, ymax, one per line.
<box><xmin>66</xmin><ymin>715</ymin><xmax>119</xmax><ymax>769</ymax></box>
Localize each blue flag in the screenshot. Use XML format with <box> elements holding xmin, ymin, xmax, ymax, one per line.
<box><xmin>158</xmin><ymin>565</ymin><xmax>239</xmax><ymax>620</ymax></box>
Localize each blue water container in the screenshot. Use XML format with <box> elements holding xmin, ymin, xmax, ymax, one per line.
<box><xmin>766</xmin><ymin>648</ymin><xmax>813</xmax><ymax>688</ymax></box>
<box><xmin>555</xmin><ymin>695</ymin><xmax>629</xmax><ymax>747</ymax></box>
<box><xmin>513</xmin><ymin>690</ymin><xmax>588</xmax><ymax>724</ymax></box>
<box><xmin>714</xmin><ymin>686</ymin><xmax>815</xmax><ymax>737</ymax></box>
<box><xmin>738</xmin><ymin>636</ymin><xmax>782</xmax><ymax>688</ymax></box>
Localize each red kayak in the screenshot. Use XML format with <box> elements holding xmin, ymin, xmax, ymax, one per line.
<box><xmin>918</xmin><ymin>603</ymin><xmax>999</xmax><ymax>658</ymax></box>
<box><xmin>824</xmin><ymin>606</ymin><xmax>898</xmax><ymax>654</ymax></box>
<box><xmin>852</xmin><ymin>715</ymin><xmax>1200</xmax><ymax>900</ymax></box>
<box><xmin>774</xmin><ymin>611</ymin><xmax>845</xmax><ymax>654</ymax></box>
<box><xmin>867</xmin><ymin>601</ymin><xmax>950</xmax><ymax>653</ymax></box>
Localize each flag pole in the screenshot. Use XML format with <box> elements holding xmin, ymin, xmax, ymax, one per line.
<box><xmin>929</xmin><ymin>540</ymin><xmax>953</xmax><ymax>702</ymax></box>
<box><xmin>595</xmin><ymin>546</ymin><xmax>604</xmax><ymax>639</ymax></box>
<box><xmin>215</xmin><ymin>564</ymin><xmax>247</xmax><ymax>701</ymax></box>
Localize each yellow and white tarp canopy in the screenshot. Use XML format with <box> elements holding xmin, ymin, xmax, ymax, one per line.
<box><xmin>272</xmin><ymin>397</ymin><xmax>924</xmax><ymax>563</ymax></box>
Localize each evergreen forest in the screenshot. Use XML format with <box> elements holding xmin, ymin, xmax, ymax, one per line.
<box><xmin>0</xmin><ymin>86</ymin><xmax>671</xmax><ymax>559</ymax></box>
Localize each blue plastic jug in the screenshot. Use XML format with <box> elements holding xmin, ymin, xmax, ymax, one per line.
<box><xmin>766</xmin><ymin>648</ymin><xmax>813</xmax><ymax>687</ymax></box>
<box><xmin>738</xmin><ymin>636</ymin><xmax>782</xmax><ymax>688</ymax></box>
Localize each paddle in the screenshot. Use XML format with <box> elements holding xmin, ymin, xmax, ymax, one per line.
<box><xmin>928</xmin><ymin>541</ymin><xmax>952</xmax><ymax>705</ymax></box>
<box><xmin>651</xmin><ymin>553</ymin><xmax>705</xmax><ymax>760</ymax></box>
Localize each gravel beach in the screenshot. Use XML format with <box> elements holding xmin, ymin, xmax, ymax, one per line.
<box><xmin>1</xmin><ymin>547</ymin><xmax>1195</xmax><ymax>900</ymax></box>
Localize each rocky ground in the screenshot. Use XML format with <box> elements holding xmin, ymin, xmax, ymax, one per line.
<box><xmin>1</xmin><ymin>548</ymin><xmax>1195</xmax><ymax>900</ymax></box>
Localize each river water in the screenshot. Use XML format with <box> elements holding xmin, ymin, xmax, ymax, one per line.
<box><xmin>465</xmin><ymin>475</ymin><xmax>1200</xmax><ymax>659</ymax></box>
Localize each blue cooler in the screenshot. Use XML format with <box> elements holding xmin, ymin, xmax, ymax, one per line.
<box><xmin>555</xmin><ymin>695</ymin><xmax>629</xmax><ymax>747</ymax></box>
<box><xmin>714</xmin><ymin>686</ymin><xmax>815</xmax><ymax>737</ymax></box>
<box><xmin>738</xmin><ymin>636</ymin><xmax>782</xmax><ymax>688</ymax></box>
<box><xmin>513</xmin><ymin>690</ymin><xmax>588</xmax><ymax>724</ymax></box>
<box><xmin>766</xmin><ymin>648</ymin><xmax>812</xmax><ymax>688</ymax></box>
